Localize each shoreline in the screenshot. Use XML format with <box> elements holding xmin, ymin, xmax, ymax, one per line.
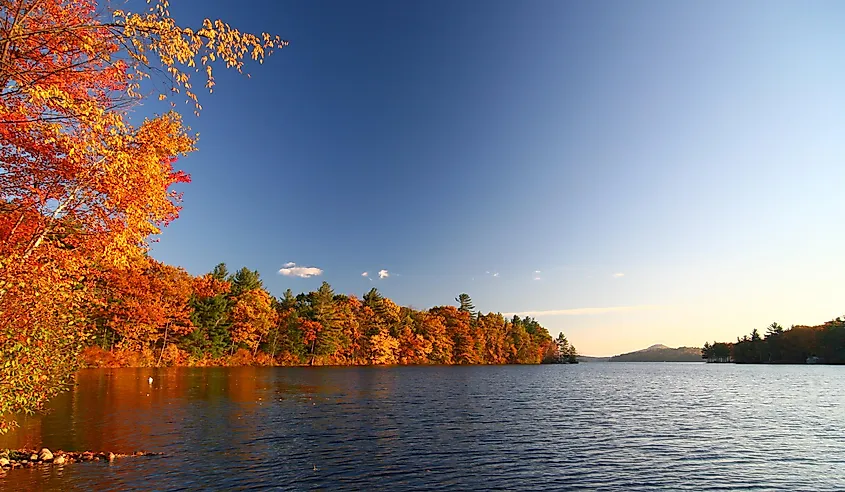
<box><xmin>0</xmin><ymin>448</ymin><xmax>161</xmax><ymax>472</ymax></box>
<box><xmin>80</xmin><ymin>346</ymin><xmax>571</xmax><ymax>369</ymax></box>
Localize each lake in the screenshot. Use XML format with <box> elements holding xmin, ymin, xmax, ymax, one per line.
<box><xmin>1</xmin><ymin>363</ymin><xmax>844</xmax><ymax>491</ymax></box>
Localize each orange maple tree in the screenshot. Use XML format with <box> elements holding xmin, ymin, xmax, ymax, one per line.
<box><xmin>229</xmin><ymin>288</ymin><xmax>277</xmax><ymax>355</ymax></box>
<box><xmin>0</xmin><ymin>0</ymin><xmax>286</xmax><ymax>431</ymax></box>
<box><xmin>94</xmin><ymin>257</ymin><xmax>194</xmax><ymax>355</ymax></box>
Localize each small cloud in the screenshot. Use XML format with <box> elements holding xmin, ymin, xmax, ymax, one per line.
<box><xmin>378</xmin><ymin>269</ymin><xmax>389</xmax><ymax>279</ymax></box>
<box><xmin>279</xmin><ymin>262</ymin><xmax>323</xmax><ymax>278</ymax></box>
<box><xmin>534</xmin><ymin>270</ymin><xmax>541</xmax><ymax>273</ymax></box>
<box><xmin>361</xmin><ymin>272</ymin><xmax>369</xmax><ymax>277</ymax></box>
<box><xmin>493</xmin><ymin>272</ymin><xmax>500</xmax><ymax>277</ymax></box>
<box><xmin>532</xmin><ymin>270</ymin><xmax>542</xmax><ymax>280</ymax></box>
<box><xmin>613</xmin><ymin>272</ymin><xmax>625</xmax><ymax>278</ymax></box>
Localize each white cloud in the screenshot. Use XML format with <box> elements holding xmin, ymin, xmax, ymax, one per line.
<box><xmin>278</xmin><ymin>262</ymin><xmax>323</xmax><ymax>278</ymax></box>
<box><xmin>378</xmin><ymin>269</ymin><xmax>389</xmax><ymax>279</ymax></box>
<box><xmin>532</xmin><ymin>270</ymin><xmax>542</xmax><ymax>280</ymax></box>
<box><xmin>361</xmin><ymin>272</ymin><xmax>369</xmax><ymax>277</ymax></box>
<box><xmin>534</xmin><ymin>270</ymin><xmax>541</xmax><ymax>273</ymax></box>
<box><xmin>613</xmin><ymin>272</ymin><xmax>625</xmax><ymax>278</ymax></box>
<box><xmin>502</xmin><ymin>305</ymin><xmax>660</xmax><ymax>317</ymax></box>
<box><xmin>493</xmin><ymin>272</ymin><xmax>500</xmax><ymax>277</ymax></box>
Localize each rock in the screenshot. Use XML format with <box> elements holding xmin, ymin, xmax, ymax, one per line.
<box><xmin>29</xmin><ymin>453</ymin><xmax>38</xmax><ymax>461</ymax></box>
<box><xmin>108</xmin><ymin>453</ymin><xmax>116</xmax><ymax>462</ymax></box>
<box><xmin>53</xmin><ymin>455</ymin><xmax>66</xmax><ymax>465</ymax></box>
<box><xmin>82</xmin><ymin>451</ymin><xmax>94</xmax><ymax>461</ymax></box>
<box><xmin>0</xmin><ymin>450</ymin><xmax>8</xmax><ymax>459</ymax></box>
<box><xmin>39</xmin><ymin>448</ymin><xmax>53</xmax><ymax>461</ymax></box>
<box><xmin>0</xmin><ymin>457</ymin><xmax>9</xmax><ymax>467</ymax></box>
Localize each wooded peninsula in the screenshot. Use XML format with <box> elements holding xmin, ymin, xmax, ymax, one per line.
<box><xmin>701</xmin><ymin>319</ymin><xmax>845</xmax><ymax>364</ymax></box>
<box><xmin>82</xmin><ymin>260</ymin><xmax>578</xmax><ymax>369</ymax></box>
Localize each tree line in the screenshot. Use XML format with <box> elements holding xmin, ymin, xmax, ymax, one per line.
<box><xmin>701</xmin><ymin>319</ymin><xmax>845</xmax><ymax>364</ymax></box>
<box><xmin>82</xmin><ymin>258</ymin><xmax>577</xmax><ymax>368</ymax></box>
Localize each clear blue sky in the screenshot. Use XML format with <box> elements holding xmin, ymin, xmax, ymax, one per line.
<box><xmin>148</xmin><ymin>0</ymin><xmax>845</xmax><ymax>356</ymax></box>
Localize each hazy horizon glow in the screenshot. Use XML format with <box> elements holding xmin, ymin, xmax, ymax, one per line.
<box><xmin>149</xmin><ymin>0</ymin><xmax>845</xmax><ymax>356</ymax></box>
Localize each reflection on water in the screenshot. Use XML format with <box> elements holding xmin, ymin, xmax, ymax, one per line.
<box><xmin>2</xmin><ymin>364</ymin><xmax>845</xmax><ymax>490</ymax></box>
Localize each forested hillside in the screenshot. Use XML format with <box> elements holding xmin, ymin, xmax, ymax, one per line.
<box><xmin>81</xmin><ymin>259</ymin><xmax>576</xmax><ymax>367</ymax></box>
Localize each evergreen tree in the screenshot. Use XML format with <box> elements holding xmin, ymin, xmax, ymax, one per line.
<box><xmin>280</xmin><ymin>288</ymin><xmax>296</xmax><ymax>310</ymax></box>
<box><xmin>229</xmin><ymin>267</ymin><xmax>262</xmax><ymax>296</ymax></box>
<box><xmin>455</xmin><ymin>293</ymin><xmax>475</xmax><ymax>313</ymax></box>
<box><xmin>313</xmin><ymin>282</ymin><xmax>344</xmax><ymax>358</ymax></box>
<box><xmin>188</xmin><ymin>293</ymin><xmax>231</xmax><ymax>357</ymax></box>
<box><xmin>184</xmin><ymin>266</ymin><xmax>233</xmax><ymax>357</ymax></box>
<box><xmin>211</xmin><ymin>263</ymin><xmax>229</xmax><ymax>281</ymax></box>
<box><xmin>364</xmin><ymin>287</ymin><xmax>384</xmax><ymax>308</ymax></box>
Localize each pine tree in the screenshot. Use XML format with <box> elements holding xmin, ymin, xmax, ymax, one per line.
<box><xmin>229</xmin><ymin>267</ymin><xmax>262</xmax><ymax>296</ymax></box>
<box><xmin>455</xmin><ymin>293</ymin><xmax>475</xmax><ymax>313</ymax></box>
<box><xmin>313</xmin><ymin>282</ymin><xmax>343</xmax><ymax>358</ymax></box>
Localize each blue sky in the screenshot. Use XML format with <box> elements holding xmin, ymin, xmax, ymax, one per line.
<box><xmin>148</xmin><ymin>0</ymin><xmax>845</xmax><ymax>356</ymax></box>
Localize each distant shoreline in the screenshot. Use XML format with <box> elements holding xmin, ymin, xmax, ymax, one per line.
<box><xmin>702</xmin><ymin>319</ymin><xmax>845</xmax><ymax>364</ymax></box>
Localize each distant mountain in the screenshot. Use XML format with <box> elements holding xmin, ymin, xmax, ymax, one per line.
<box><xmin>609</xmin><ymin>345</ymin><xmax>703</xmax><ymax>362</ymax></box>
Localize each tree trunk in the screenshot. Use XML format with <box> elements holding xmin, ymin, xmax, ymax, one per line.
<box><xmin>157</xmin><ymin>322</ymin><xmax>170</xmax><ymax>366</ymax></box>
<box><xmin>252</xmin><ymin>334</ymin><xmax>263</xmax><ymax>357</ymax></box>
<box><xmin>269</xmin><ymin>330</ymin><xmax>278</xmax><ymax>358</ymax></box>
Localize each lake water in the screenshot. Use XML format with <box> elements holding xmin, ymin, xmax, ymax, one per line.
<box><xmin>1</xmin><ymin>363</ymin><xmax>844</xmax><ymax>491</ymax></box>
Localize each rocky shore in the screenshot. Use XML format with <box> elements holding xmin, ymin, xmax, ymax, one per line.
<box><xmin>0</xmin><ymin>448</ymin><xmax>161</xmax><ymax>470</ymax></box>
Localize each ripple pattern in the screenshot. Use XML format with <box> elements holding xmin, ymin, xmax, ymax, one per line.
<box><xmin>2</xmin><ymin>363</ymin><xmax>845</xmax><ymax>491</ymax></box>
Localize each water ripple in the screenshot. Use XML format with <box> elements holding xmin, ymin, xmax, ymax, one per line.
<box><xmin>2</xmin><ymin>364</ymin><xmax>845</xmax><ymax>490</ymax></box>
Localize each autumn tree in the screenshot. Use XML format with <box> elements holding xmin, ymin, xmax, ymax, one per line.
<box><xmin>331</xmin><ymin>294</ymin><xmax>363</xmax><ymax>364</ymax></box>
<box><xmin>507</xmin><ymin>315</ymin><xmax>550</xmax><ymax>364</ymax></box>
<box><xmin>432</xmin><ymin>306</ymin><xmax>478</xmax><ymax>364</ymax></box>
<box><xmin>0</xmin><ymin>0</ymin><xmax>286</xmax><ymax>430</ymax></box>
<box><xmin>368</xmin><ymin>328</ymin><xmax>399</xmax><ymax>365</ymax></box>
<box><xmin>229</xmin><ymin>288</ymin><xmax>277</xmax><ymax>356</ymax></box>
<box><xmin>92</xmin><ymin>257</ymin><xmax>194</xmax><ymax>361</ymax></box>
<box><xmin>477</xmin><ymin>313</ymin><xmax>508</xmax><ymax>364</ymax></box>
<box><xmin>395</xmin><ymin>310</ymin><xmax>433</xmax><ymax>364</ymax></box>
